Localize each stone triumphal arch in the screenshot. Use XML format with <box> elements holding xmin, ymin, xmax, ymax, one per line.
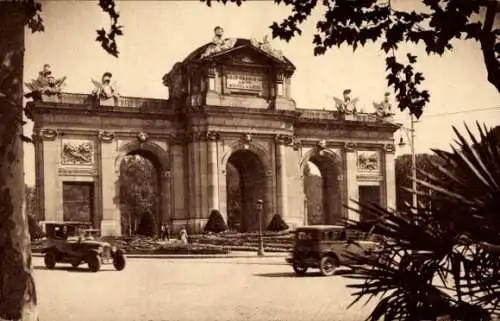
<box><xmin>27</xmin><ymin>28</ymin><xmax>399</xmax><ymax>236</ymax></box>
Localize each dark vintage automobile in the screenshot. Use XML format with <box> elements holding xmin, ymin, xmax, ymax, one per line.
<box><xmin>286</xmin><ymin>225</ymin><xmax>378</xmax><ymax>276</ymax></box>
<box><xmin>41</xmin><ymin>222</ymin><xmax>126</xmax><ymax>272</ymax></box>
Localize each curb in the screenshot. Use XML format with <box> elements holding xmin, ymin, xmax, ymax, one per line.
<box><xmin>31</xmin><ymin>252</ymin><xmax>289</xmax><ymax>260</ymax></box>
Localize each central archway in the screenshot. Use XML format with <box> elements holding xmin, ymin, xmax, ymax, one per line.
<box><xmin>302</xmin><ymin>150</ymin><xmax>343</xmax><ymax>225</ymax></box>
<box><xmin>226</xmin><ymin>149</ymin><xmax>266</xmax><ymax>232</ymax></box>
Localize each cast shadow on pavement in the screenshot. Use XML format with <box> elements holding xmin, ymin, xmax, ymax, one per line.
<box><xmin>253</xmin><ymin>271</ymin><xmax>327</xmax><ymax>278</ymax></box>
<box><xmin>33</xmin><ymin>265</ymin><xmax>115</xmax><ymax>273</ymax></box>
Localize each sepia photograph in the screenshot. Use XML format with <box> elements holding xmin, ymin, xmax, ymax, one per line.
<box><xmin>0</xmin><ymin>0</ymin><xmax>499</xmax><ymax>320</ymax></box>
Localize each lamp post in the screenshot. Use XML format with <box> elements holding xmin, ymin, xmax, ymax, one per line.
<box><xmin>398</xmin><ymin>114</ymin><xmax>418</xmax><ymax>211</ymax></box>
<box><xmin>256</xmin><ymin>199</ymin><xmax>265</xmax><ymax>256</ymax></box>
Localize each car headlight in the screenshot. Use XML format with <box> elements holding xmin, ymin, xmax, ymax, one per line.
<box><xmin>111</xmin><ymin>246</ymin><xmax>117</xmax><ymax>252</ymax></box>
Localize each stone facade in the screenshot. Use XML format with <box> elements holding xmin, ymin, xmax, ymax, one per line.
<box><xmin>27</xmin><ymin>34</ymin><xmax>399</xmax><ymax>236</ymax></box>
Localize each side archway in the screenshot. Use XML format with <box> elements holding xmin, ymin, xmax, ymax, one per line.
<box><xmin>300</xmin><ymin>148</ymin><xmax>343</xmax><ymax>225</ymax></box>
<box><xmin>115</xmin><ymin>141</ymin><xmax>171</xmax><ymax>237</ymax></box>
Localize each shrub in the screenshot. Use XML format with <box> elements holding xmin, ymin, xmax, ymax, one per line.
<box><xmin>266</xmin><ymin>213</ymin><xmax>289</xmax><ymax>232</ymax></box>
<box><xmin>204</xmin><ymin>209</ymin><xmax>228</xmax><ymax>233</ymax></box>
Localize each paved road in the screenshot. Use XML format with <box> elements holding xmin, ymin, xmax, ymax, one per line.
<box><xmin>33</xmin><ymin>256</ymin><xmax>375</xmax><ymax>321</ymax></box>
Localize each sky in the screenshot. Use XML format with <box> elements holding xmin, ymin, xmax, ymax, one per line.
<box><xmin>23</xmin><ymin>0</ymin><xmax>500</xmax><ymax>185</ymax></box>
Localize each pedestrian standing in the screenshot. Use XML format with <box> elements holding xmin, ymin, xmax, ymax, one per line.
<box><xmin>180</xmin><ymin>226</ymin><xmax>188</xmax><ymax>244</ymax></box>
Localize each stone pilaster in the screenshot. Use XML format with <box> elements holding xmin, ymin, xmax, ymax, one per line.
<box><xmin>98</xmin><ymin>130</ymin><xmax>120</xmax><ymax>236</ymax></box>
<box><xmin>41</xmin><ymin>129</ymin><xmax>61</xmax><ymax>221</ymax></box>
<box><xmin>384</xmin><ymin>143</ymin><xmax>396</xmax><ymax>211</ymax></box>
<box><xmin>345</xmin><ymin>142</ymin><xmax>360</xmax><ymax>221</ymax></box>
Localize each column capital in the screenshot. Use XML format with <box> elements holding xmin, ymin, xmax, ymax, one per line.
<box><xmin>275</xmin><ymin>134</ymin><xmax>294</xmax><ymax>146</ymax></box>
<box><xmin>206</xmin><ymin>131</ymin><xmax>220</xmax><ymax>142</ymax></box>
<box><xmin>40</xmin><ymin>128</ymin><xmax>58</xmax><ymax>141</ymax></box>
<box><xmin>384</xmin><ymin>143</ymin><xmax>396</xmax><ymax>154</ymax></box>
<box><xmin>98</xmin><ymin>130</ymin><xmax>115</xmax><ymax>143</ymax></box>
<box><xmin>344</xmin><ymin>142</ymin><xmax>357</xmax><ymax>152</ymax></box>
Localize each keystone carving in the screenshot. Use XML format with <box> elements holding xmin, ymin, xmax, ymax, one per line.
<box><xmin>317</xmin><ymin>139</ymin><xmax>327</xmax><ymax>149</ymax></box>
<box><xmin>137</xmin><ymin>132</ymin><xmax>148</xmax><ymax>142</ymax></box>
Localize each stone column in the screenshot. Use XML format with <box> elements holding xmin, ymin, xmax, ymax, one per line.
<box><xmin>384</xmin><ymin>143</ymin><xmax>397</xmax><ymax>210</ymax></box>
<box><xmin>98</xmin><ymin>130</ymin><xmax>120</xmax><ymax>236</ymax></box>
<box><xmin>345</xmin><ymin>142</ymin><xmax>360</xmax><ymax>221</ymax></box>
<box><xmin>207</xmin><ymin>131</ymin><xmax>220</xmax><ymax>211</ymax></box>
<box><xmin>275</xmin><ymin>135</ymin><xmax>289</xmax><ymax>218</ymax></box>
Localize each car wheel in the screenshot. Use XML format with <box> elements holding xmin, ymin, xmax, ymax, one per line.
<box><xmin>292</xmin><ymin>262</ymin><xmax>308</xmax><ymax>275</ymax></box>
<box><xmin>320</xmin><ymin>256</ymin><xmax>338</xmax><ymax>276</ymax></box>
<box><xmin>44</xmin><ymin>251</ymin><xmax>57</xmax><ymax>269</ymax></box>
<box><xmin>113</xmin><ymin>252</ymin><xmax>126</xmax><ymax>271</ymax></box>
<box><xmin>87</xmin><ymin>253</ymin><xmax>101</xmax><ymax>272</ymax></box>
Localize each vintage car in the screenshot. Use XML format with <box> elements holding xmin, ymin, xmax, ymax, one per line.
<box><xmin>286</xmin><ymin>225</ymin><xmax>378</xmax><ymax>276</ymax></box>
<box><xmin>41</xmin><ymin>222</ymin><xmax>126</xmax><ymax>272</ymax></box>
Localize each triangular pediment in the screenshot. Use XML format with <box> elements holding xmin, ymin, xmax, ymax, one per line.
<box><xmin>198</xmin><ymin>40</ymin><xmax>295</xmax><ymax>71</ymax></box>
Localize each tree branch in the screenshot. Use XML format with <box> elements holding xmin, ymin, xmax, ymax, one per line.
<box><xmin>479</xmin><ymin>0</ymin><xmax>500</xmax><ymax>92</ymax></box>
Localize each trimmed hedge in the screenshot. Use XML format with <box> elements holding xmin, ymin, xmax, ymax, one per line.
<box><xmin>266</xmin><ymin>213</ymin><xmax>289</xmax><ymax>232</ymax></box>
<box><xmin>204</xmin><ymin>209</ymin><xmax>228</xmax><ymax>233</ymax></box>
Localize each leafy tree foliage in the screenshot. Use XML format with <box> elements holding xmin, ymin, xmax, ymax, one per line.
<box><xmin>395</xmin><ymin>153</ymin><xmax>442</xmax><ymax>210</ymax></box>
<box><xmin>204</xmin><ymin>0</ymin><xmax>500</xmax><ymax>118</ymax></box>
<box><xmin>266</xmin><ymin>213</ymin><xmax>289</xmax><ymax>231</ymax></box>
<box><xmin>119</xmin><ymin>155</ymin><xmax>158</xmax><ymax>237</ymax></box>
<box><xmin>340</xmin><ymin>123</ymin><xmax>500</xmax><ymax>320</ymax></box>
<box><xmin>204</xmin><ymin>209</ymin><xmax>228</xmax><ymax>233</ymax></box>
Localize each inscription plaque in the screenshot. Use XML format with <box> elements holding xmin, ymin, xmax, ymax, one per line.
<box><xmin>226</xmin><ymin>73</ymin><xmax>263</xmax><ymax>92</ymax></box>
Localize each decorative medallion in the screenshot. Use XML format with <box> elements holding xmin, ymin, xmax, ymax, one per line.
<box><xmin>357</xmin><ymin>150</ymin><xmax>380</xmax><ymax>172</ymax></box>
<box><xmin>344</xmin><ymin>142</ymin><xmax>357</xmax><ymax>152</ymax></box>
<box><xmin>384</xmin><ymin>143</ymin><xmax>396</xmax><ymax>153</ymax></box>
<box><xmin>98</xmin><ymin>130</ymin><xmax>115</xmax><ymax>143</ymax></box>
<box><xmin>41</xmin><ymin>128</ymin><xmax>58</xmax><ymax>141</ymax></box>
<box><xmin>137</xmin><ymin>132</ymin><xmax>148</xmax><ymax>142</ymax></box>
<box><xmin>61</xmin><ymin>139</ymin><xmax>94</xmax><ymax>165</ymax></box>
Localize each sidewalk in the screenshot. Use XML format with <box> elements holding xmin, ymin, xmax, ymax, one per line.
<box><xmin>31</xmin><ymin>251</ymin><xmax>290</xmax><ymax>260</ymax></box>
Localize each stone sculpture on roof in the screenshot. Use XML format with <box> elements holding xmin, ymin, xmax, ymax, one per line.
<box><xmin>373</xmin><ymin>92</ymin><xmax>394</xmax><ymax>119</ymax></box>
<box><xmin>25</xmin><ymin>64</ymin><xmax>67</xmax><ymax>99</ymax></box>
<box><xmin>250</xmin><ymin>35</ymin><xmax>285</xmax><ymax>61</ymax></box>
<box><xmin>91</xmin><ymin>72</ymin><xmax>120</xmax><ymax>103</ymax></box>
<box><xmin>333</xmin><ymin>89</ymin><xmax>359</xmax><ymax>115</ymax></box>
<box><xmin>200</xmin><ymin>26</ymin><xmax>238</xmax><ymax>59</ymax></box>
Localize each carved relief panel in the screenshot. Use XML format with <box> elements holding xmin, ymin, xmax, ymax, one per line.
<box><xmin>61</xmin><ymin>139</ymin><xmax>95</xmax><ymax>165</ymax></box>
<box><xmin>356</xmin><ymin>150</ymin><xmax>380</xmax><ymax>173</ymax></box>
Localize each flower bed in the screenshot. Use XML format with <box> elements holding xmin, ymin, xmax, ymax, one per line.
<box><xmin>31</xmin><ymin>231</ymin><xmax>296</xmax><ymax>255</ymax></box>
